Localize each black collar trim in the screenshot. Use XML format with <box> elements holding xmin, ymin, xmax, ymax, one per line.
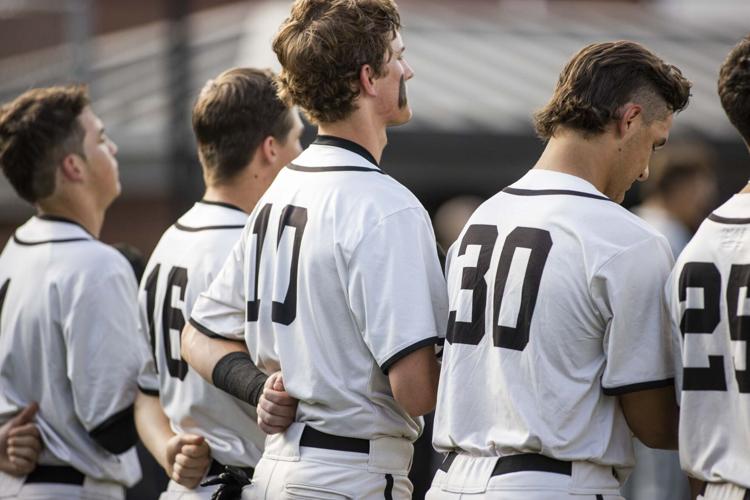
<box><xmin>502</xmin><ymin>187</ymin><xmax>611</xmax><ymax>202</ymax></box>
<box><xmin>313</xmin><ymin>135</ymin><xmax>379</xmax><ymax>167</ymax></box>
<box><xmin>287</xmin><ymin>163</ymin><xmax>384</xmax><ymax>174</ymax></box>
<box><xmin>174</xmin><ymin>222</ymin><xmax>245</xmax><ymax>233</ymax></box>
<box><xmin>13</xmin><ymin>235</ymin><xmax>91</xmax><ymax>246</ymax></box>
<box><xmin>197</xmin><ymin>199</ymin><xmax>246</xmax><ymax>214</ymax></box>
<box><xmin>707</xmin><ymin>213</ymin><xmax>750</xmax><ymax>225</ymax></box>
<box><xmin>36</xmin><ymin>214</ymin><xmax>95</xmax><ymax>237</ymax></box>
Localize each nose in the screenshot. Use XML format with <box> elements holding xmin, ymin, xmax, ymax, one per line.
<box><xmin>638</xmin><ymin>166</ymin><xmax>649</xmax><ymax>182</ymax></box>
<box><xmin>109</xmin><ymin>138</ymin><xmax>118</xmax><ymax>156</ymax></box>
<box><xmin>403</xmin><ymin>58</ymin><xmax>414</xmax><ymax>81</ymax></box>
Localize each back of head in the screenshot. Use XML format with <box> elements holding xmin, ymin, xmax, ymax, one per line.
<box><xmin>0</xmin><ymin>85</ymin><xmax>89</xmax><ymax>204</ymax></box>
<box><xmin>272</xmin><ymin>0</ymin><xmax>401</xmax><ymax>124</ymax></box>
<box><xmin>192</xmin><ymin>67</ymin><xmax>292</xmax><ymax>184</ymax></box>
<box><xmin>534</xmin><ymin>41</ymin><xmax>691</xmax><ymax>140</ymax></box>
<box><xmin>718</xmin><ymin>35</ymin><xmax>750</xmax><ymax>146</ymax></box>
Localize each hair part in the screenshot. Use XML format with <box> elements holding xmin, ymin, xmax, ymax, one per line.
<box><xmin>272</xmin><ymin>0</ymin><xmax>401</xmax><ymax>124</ymax></box>
<box><xmin>718</xmin><ymin>35</ymin><xmax>750</xmax><ymax>145</ymax></box>
<box><xmin>0</xmin><ymin>84</ymin><xmax>89</xmax><ymax>204</ymax></box>
<box><xmin>533</xmin><ymin>41</ymin><xmax>691</xmax><ymax>141</ymax></box>
<box><xmin>192</xmin><ymin>67</ymin><xmax>293</xmax><ymax>185</ymax></box>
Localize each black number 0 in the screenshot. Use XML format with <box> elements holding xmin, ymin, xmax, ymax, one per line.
<box><xmin>679</xmin><ymin>261</ymin><xmax>750</xmax><ymax>393</ymax></box>
<box><xmin>447</xmin><ymin>225</ymin><xmax>552</xmax><ymax>351</ymax></box>
<box><xmin>246</xmin><ymin>203</ymin><xmax>308</xmax><ymax>326</ymax></box>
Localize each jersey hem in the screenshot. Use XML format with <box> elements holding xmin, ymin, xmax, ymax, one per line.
<box><xmin>601</xmin><ymin>377</ymin><xmax>674</xmax><ymax>395</ymax></box>
<box><xmin>189</xmin><ymin>317</ymin><xmax>232</xmax><ymax>340</ymax></box>
<box><xmin>380</xmin><ymin>336</ymin><xmax>440</xmax><ymax>374</ymax></box>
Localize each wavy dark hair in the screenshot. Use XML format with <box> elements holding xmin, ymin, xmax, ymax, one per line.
<box><xmin>0</xmin><ymin>85</ymin><xmax>88</xmax><ymax>203</ymax></box>
<box><xmin>718</xmin><ymin>35</ymin><xmax>750</xmax><ymax>145</ymax></box>
<box><xmin>272</xmin><ymin>0</ymin><xmax>401</xmax><ymax>124</ymax></box>
<box><xmin>534</xmin><ymin>41</ymin><xmax>691</xmax><ymax>140</ymax></box>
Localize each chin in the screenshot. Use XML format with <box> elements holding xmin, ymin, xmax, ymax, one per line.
<box><xmin>387</xmin><ymin>108</ymin><xmax>413</xmax><ymax>127</ymax></box>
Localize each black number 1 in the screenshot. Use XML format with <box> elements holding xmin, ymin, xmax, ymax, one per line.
<box><xmin>0</xmin><ymin>279</ymin><xmax>10</xmax><ymax>331</ymax></box>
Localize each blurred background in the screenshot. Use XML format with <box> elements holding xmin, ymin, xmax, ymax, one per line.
<box><xmin>1</xmin><ymin>0</ymin><xmax>748</xmax><ymax>256</ymax></box>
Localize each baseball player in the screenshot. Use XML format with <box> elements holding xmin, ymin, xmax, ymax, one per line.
<box><xmin>0</xmin><ymin>85</ymin><xmax>148</xmax><ymax>499</ymax></box>
<box><xmin>133</xmin><ymin>67</ymin><xmax>303</xmax><ymax>500</ymax></box>
<box><xmin>428</xmin><ymin>41</ymin><xmax>692</xmax><ymax>499</ymax></box>
<box><xmin>181</xmin><ymin>0</ymin><xmax>449</xmax><ymax>498</ymax></box>
<box><xmin>665</xmin><ymin>35</ymin><xmax>750</xmax><ymax>500</ymax></box>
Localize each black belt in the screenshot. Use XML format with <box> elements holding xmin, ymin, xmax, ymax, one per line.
<box><xmin>25</xmin><ymin>465</ymin><xmax>85</xmax><ymax>485</ymax></box>
<box><xmin>300</xmin><ymin>426</ymin><xmax>370</xmax><ymax>454</ymax></box>
<box><xmin>207</xmin><ymin>459</ymin><xmax>255</xmax><ymax>479</ymax></box>
<box><xmin>440</xmin><ymin>452</ymin><xmax>572</xmax><ymax>477</ymax></box>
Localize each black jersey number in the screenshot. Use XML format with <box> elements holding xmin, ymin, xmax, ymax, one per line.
<box><xmin>446</xmin><ymin>226</ymin><xmax>552</xmax><ymax>351</ymax></box>
<box><xmin>246</xmin><ymin>203</ymin><xmax>308</xmax><ymax>326</ymax></box>
<box><xmin>679</xmin><ymin>261</ymin><xmax>750</xmax><ymax>393</ymax></box>
<box><xmin>143</xmin><ymin>265</ymin><xmax>189</xmax><ymax>380</ymax></box>
<box><xmin>0</xmin><ymin>279</ymin><xmax>9</xmax><ymax>329</ymax></box>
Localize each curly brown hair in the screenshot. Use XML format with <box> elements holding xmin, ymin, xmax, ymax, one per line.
<box><xmin>534</xmin><ymin>41</ymin><xmax>691</xmax><ymax>140</ymax></box>
<box><xmin>0</xmin><ymin>85</ymin><xmax>89</xmax><ymax>204</ymax></box>
<box><xmin>718</xmin><ymin>35</ymin><xmax>750</xmax><ymax>145</ymax></box>
<box><xmin>272</xmin><ymin>0</ymin><xmax>401</xmax><ymax>124</ymax></box>
<box><xmin>192</xmin><ymin>67</ymin><xmax>293</xmax><ymax>184</ymax></box>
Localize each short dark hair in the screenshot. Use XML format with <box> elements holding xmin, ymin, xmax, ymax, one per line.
<box><xmin>0</xmin><ymin>85</ymin><xmax>89</xmax><ymax>203</ymax></box>
<box><xmin>534</xmin><ymin>41</ymin><xmax>691</xmax><ymax>140</ymax></box>
<box><xmin>192</xmin><ymin>67</ymin><xmax>293</xmax><ymax>184</ymax></box>
<box><xmin>272</xmin><ymin>0</ymin><xmax>401</xmax><ymax>124</ymax></box>
<box><xmin>718</xmin><ymin>35</ymin><xmax>750</xmax><ymax>145</ymax></box>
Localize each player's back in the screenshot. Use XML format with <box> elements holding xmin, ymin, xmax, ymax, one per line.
<box><xmin>235</xmin><ymin>140</ymin><xmax>446</xmax><ymax>442</ymax></box>
<box><xmin>667</xmin><ymin>193</ymin><xmax>750</xmax><ymax>488</ymax></box>
<box><xmin>0</xmin><ymin>216</ymin><xmax>142</xmax><ymax>485</ymax></box>
<box><xmin>434</xmin><ymin>169</ymin><xmax>675</xmax><ymax>470</ymax></box>
<box><xmin>138</xmin><ymin>201</ymin><xmax>264</xmax><ymax>467</ymax></box>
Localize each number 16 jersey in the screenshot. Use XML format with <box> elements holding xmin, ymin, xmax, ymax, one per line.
<box><xmin>433</xmin><ymin>169</ymin><xmax>676</xmax><ymax>472</ymax></box>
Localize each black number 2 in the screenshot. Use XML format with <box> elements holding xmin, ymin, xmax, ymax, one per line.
<box><xmin>143</xmin><ymin>265</ymin><xmax>189</xmax><ymax>380</ymax></box>
<box><xmin>246</xmin><ymin>204</ymin><xmax>308</xmax><ymax>326</ymax></box>
<box><xmin>679</xmin><ymin>261</ymin><xmax>750</xmax><ymax>393</ymax></box>
<box><xmin>446</xmin><ymin>225</ymin><xmax>552</xmax><ymax>351</ymax></box>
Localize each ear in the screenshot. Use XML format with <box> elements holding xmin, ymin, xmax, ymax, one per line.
<box><xmin>59</xmin><ymin>153</ymin><xmax>86</xmax><ymax>183</ymax></box>
<box><xmin>359</xmin><ymin>64</ymin><xmax>378</xmax><ymax>98</ymax></box>
<box><xmin>616</xmin><ymin>103</ymin><xmax>643</xmax><ymax>138</ymax></box>
<box><xmin>259</xmin><ymin>135</ymin><xmax>277</xmax><ymax>165</ymax></box>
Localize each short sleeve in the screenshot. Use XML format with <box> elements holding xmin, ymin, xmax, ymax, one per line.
<box><xmin>189</xmin><ymin>231</ymin><xmax>247</xmax><ymax>341</ymax></box>
<box><xmin>592</xmin><ymin>236</ymin><xmax>677</xmax><ymax>395</ymax></box>
<box><xmin>347</xmin><ymin>207</ymin><xmax>449</xmax><ymax>374</ymax></box>
<box><xmin>664</xmin><ymin>265</ymin><xmax>685</xmax><ymax>403</ymax></box>
<box><xmin>64</xmin><ymin>261</ymin><xmax>145</xmax><ymax>431</ymax></box>
<box><xmin>135</xmin><ymin>262</ymin><xmax>159</xmax><ymax>396</ymax></box>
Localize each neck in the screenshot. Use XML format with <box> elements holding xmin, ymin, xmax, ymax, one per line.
<box><xmin>36</xmin><ymin>195</ymin><xmax>105</xmax><ymax>238</ymax></box>
<box><xmin>204</xmin><ymin>168</ymin><xmax>271</xmax><ymax>214</ymax></box>
<box><xmin>317</xmin><ymin>113</ymin><xmax>387</xmax><ymax>164</ymax></box>
<box><xmin>533</xmin><ymin>129</ymin><xmax>616</xmax><ymax>197</ymax></box>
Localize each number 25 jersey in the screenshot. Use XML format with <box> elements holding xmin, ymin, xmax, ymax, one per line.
<box><xmin>433</xmin><ymin>169</ymin><xmax>676</xmax><ymax>471</ymax></box>
<box><xmin>666</xmin><ymin>193</ymin><xmax>750</xmax><ymax>488</ymax></box>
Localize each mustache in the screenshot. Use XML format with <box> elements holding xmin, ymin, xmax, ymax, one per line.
<box><xmin>398</xmin><ymin>75</ymin><xmax>408</xmax><ymax>108</ymax></box>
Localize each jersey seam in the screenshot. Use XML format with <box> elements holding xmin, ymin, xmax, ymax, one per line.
<box><xmin>588</xmin><ymin>236</ymin><xmax>668</xmax><ymax>290</ymax></box>
<box><xmin>601</xmin><ymin>377</ymin><xmax>674</xmax><ymax>395</ymax></box>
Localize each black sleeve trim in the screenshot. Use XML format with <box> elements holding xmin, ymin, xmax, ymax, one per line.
<box><xmin>137</xmin><ymin>385</ymin><xmax>159</xmax><ymax>397</ymax></box>
<box><xmin>88</xmin><ymin>404</ymin><xmax>138</xmax><ymax>454</ymax></box>
<box><xmin>381</xmin><ymin>336</ymin><xmax>440</xmax><ymax>375</ymax></box>
<box><xmin>602</xmin><ymin>377</ymin><xmax>675</xmax><ymax>396</ymax></box>
<box><xmin>189</xmin><ymin>317</ymin><xmax>226</xmax><ymax>339</ymax></box>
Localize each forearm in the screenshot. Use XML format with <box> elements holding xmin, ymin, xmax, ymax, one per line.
<box><xmin>134</xmin><ymin>392</ymin><xmax>174</xmax><ymax>473</ymax></box>
<box><xmin>181</xmin><ymin>323</ymin><xmax>248</xmax><ymax>384</ymax></box>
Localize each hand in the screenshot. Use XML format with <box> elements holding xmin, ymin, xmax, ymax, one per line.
<box><xmin>165</xmin><ymin>433</ymin><xmax>211</xmax><ymax>489</ymax></box>
<box><xmin>0</xmin><ymin>402</ymin><xmax>42</xmax><ymax>476</ymax></box>
<box><xmin>257</xmin><ymin>372</ymin><xmax>298</xmax><ymax>434</ymax></box>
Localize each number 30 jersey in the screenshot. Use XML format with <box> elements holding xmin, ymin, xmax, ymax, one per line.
<box><xmin>136</xmin><ymin>201</ymin><xmax>265</xmax><ymax>468</ymax></box>
<box><xmin>666</xmin><ymin>193</ymin><xmax>750</xmax><ymax>488</ymax></box>
<box><xmin>190</xmin><ymin>136</ymin><xmax>448</xmax><ymax>442</ymax></box>
<box><xmin>433</xmin><ymin>169</ymin><xmax>676</xmax><ymax>473</ymax></box>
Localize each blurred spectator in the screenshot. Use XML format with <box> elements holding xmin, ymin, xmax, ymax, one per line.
<box><xmin>624</xmin><ymin>142</ymin><xmax>718</xmax><ymax>500</ymax></box>
<box><xmin>433</xmin><ymin>195</ymin><xmax>484</xmax><ymax>251</ymax></box>
<box><xmin>631</xmin><ymin>142</ymin><xmax>718</xmax><ymax>257</ymax></box>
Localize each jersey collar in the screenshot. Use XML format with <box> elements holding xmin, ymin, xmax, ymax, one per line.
<box><xmin>13</xmin><ymin>215</ymin><xmax>95</xmax><ymax>245</ymax></box>
<box><xmin>313</xmin><ymin>135</ymin><xmax>379</xmax><ymax>167</ymax></box>
<box><xmin>506</xmin><ymin>169</ymin><xmax>611</xmax><ymax>201</ymax></box>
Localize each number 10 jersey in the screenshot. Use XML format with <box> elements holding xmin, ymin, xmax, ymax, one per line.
<box><xmin>433</xmin><ymin>169</ymin><xmax>676</xmax><ymax>474</ymax></box>
<box><xmin>666</xmin><ymin>193</ymin><xmax>750</xmax><ymax>488</ymax></box>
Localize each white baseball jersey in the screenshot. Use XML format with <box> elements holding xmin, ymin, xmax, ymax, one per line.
<box><xmin>0</xmin><ymin>216</ymin><xmax>143</xmax><ymax>486</ymax></box>
<box><xmin>433</xmin><ymin>169</ymin><xmax>676</xmax><ymax>473</ymax></box>
<box><xmin>666</xmin><ymin>193</ymin><xmax>750</xmax><ymax>488</ymax></box>
<box><xmin>137</xmin><ymin>200</ymin><xmax>264</xmax><ymax>467</ymax></box>
<box><xmin>190</xmin><ymin>136</ymin><xmax>448</xmax><ymax>442</ymax></box>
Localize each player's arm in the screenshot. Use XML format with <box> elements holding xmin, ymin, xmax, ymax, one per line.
<box><xmin>618</xmin><ymin>386</ymin><xmax>678</xmax><ymax>449</ymax></box>
<box><xmin>181</xmin><ymin>324</ymin><xmax>298</xmax><ymax>433</ymax></box>
<box><xmin>134</xmin><ymin>392</ymin><xmax>210</xmax><ymax>488</ymax></box>
<box><xmin>388</xmin><ymin>346</ymin><xmax>440</xmax><ymax>417</ymax></box>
